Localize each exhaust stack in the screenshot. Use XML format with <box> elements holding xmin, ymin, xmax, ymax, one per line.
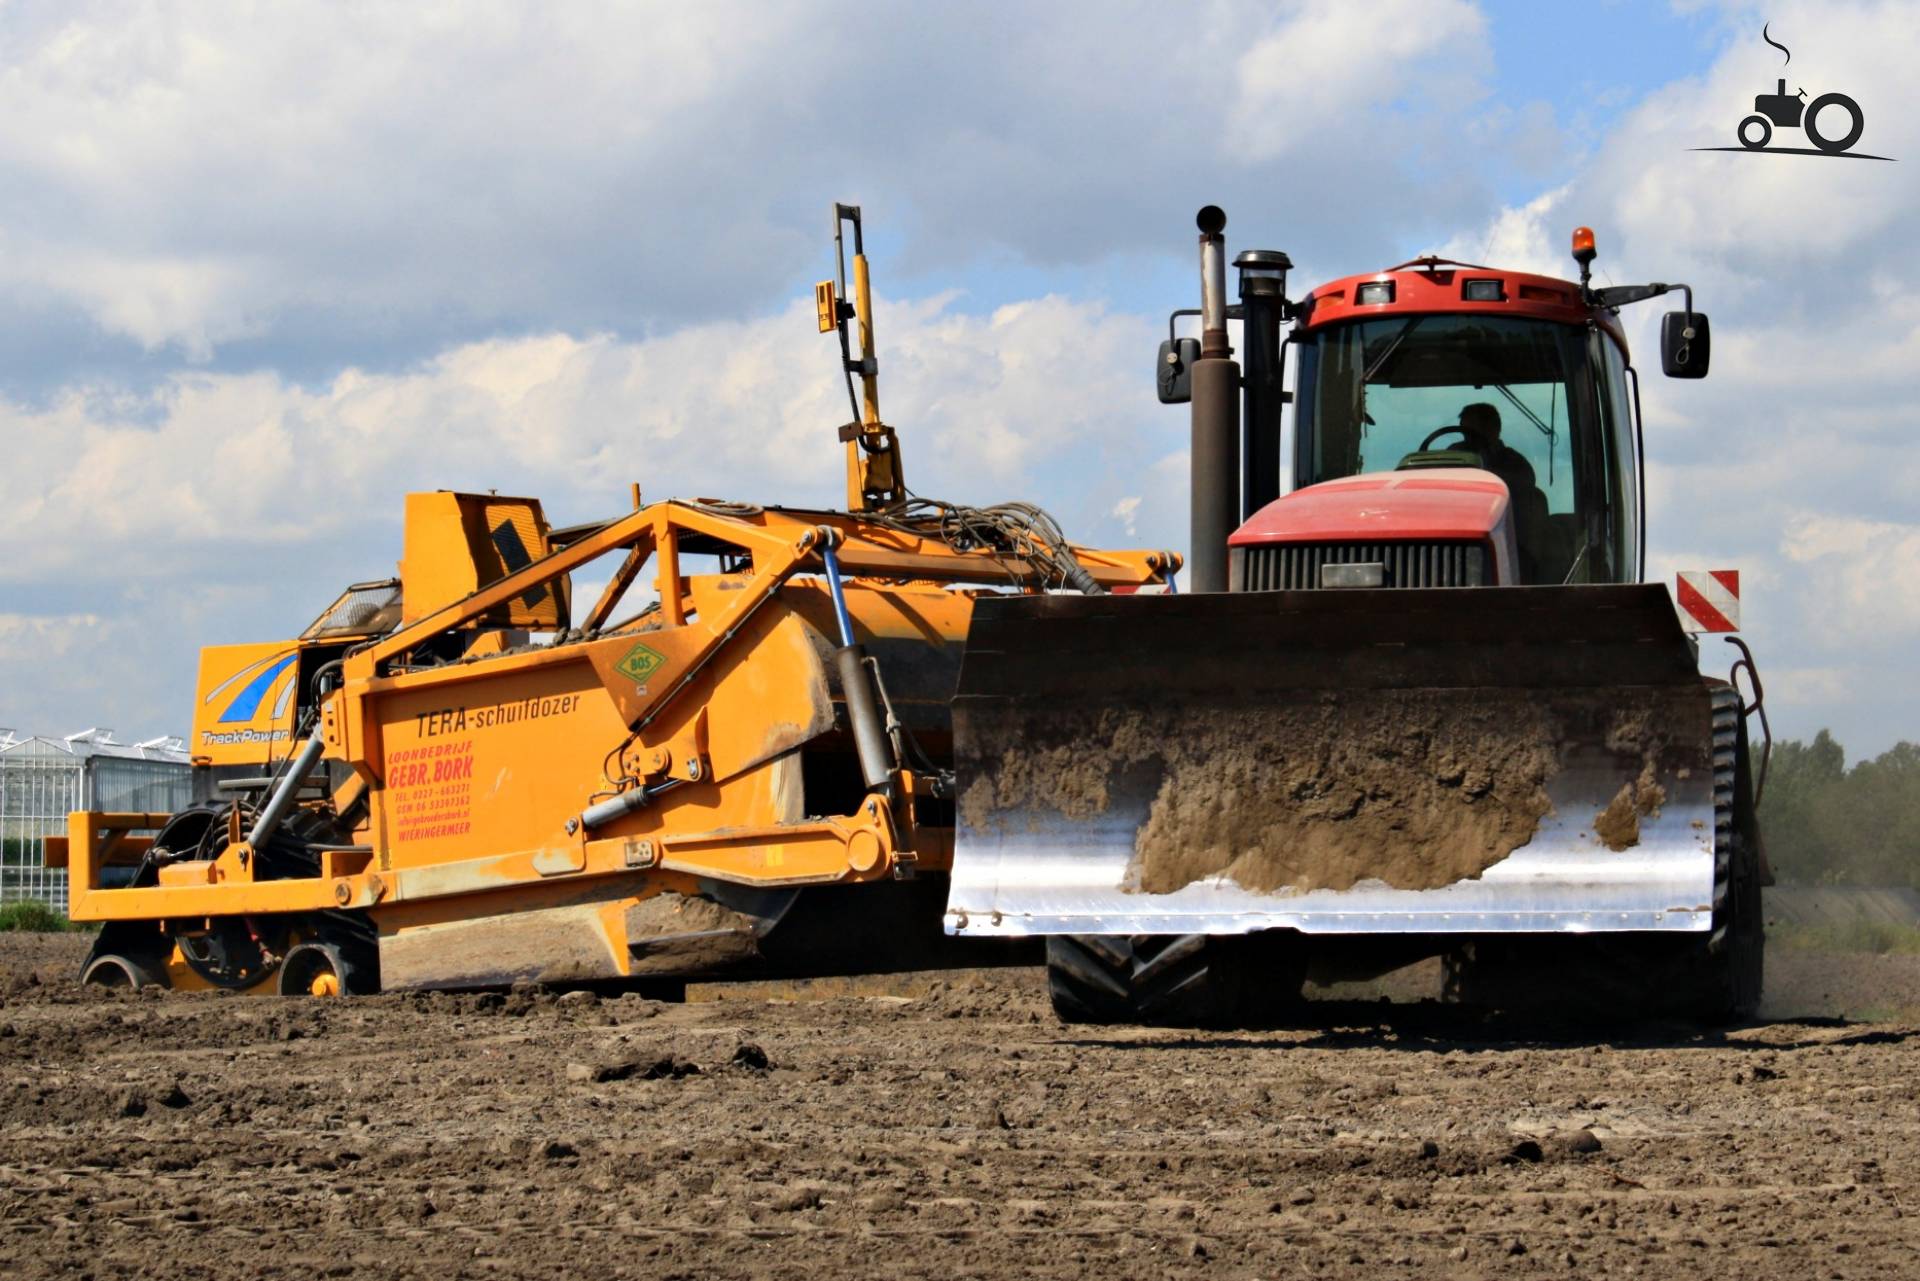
<box><xmin>1189</xmin><ymin>206</ymin><xmax>1240</xmax><ymax>593</ymax></box>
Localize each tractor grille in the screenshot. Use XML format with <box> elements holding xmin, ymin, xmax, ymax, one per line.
<box><xmin>1234</xmin><ymin>541</ymin><xmax>1487</xmax><ymax>591</ymax></box>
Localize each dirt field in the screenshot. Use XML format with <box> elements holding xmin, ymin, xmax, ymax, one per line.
<box><xmin>3</xmin><ymin>932</ymin><xmax>1918</xmax><ymax>1279</ymax></box>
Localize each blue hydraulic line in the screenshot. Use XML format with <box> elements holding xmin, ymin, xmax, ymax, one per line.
<box><xmin>821</xmin><ymin>543</ymin><xmax>857</xmax><ymax>647</ymax></box>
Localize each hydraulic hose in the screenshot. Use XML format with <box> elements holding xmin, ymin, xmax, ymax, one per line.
<box><xmin>821</xmin><ymin>544</ymin><xmax>895</xmax><ymax>792</ymax></box>
<box><xmin>246</xmin><ymin>725</ymin><xmax>326</xmax><ymax>852</ymax></box>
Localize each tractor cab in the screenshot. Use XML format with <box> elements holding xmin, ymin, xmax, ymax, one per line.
<box><xmin>1160</xmin><ymin>219</ymin><xmax>1709</xmax><ymax>592</ymax></box>
<box><xmin>1284</xmin><ymin>264</ymin><xmax>1639</xmax><ymax>586</ymax></box>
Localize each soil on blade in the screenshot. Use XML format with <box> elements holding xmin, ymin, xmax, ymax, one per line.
<box><xmin>1129</xmin><ymin>693</ymin><xmax>1560</xmax><ymax>894</ymax></box>
<box><xmin>963</xmin><ymin>691</ymin><xmax>1563</xmax><ymax>894</ymax></box>
<box><xmin>1592</xmin><ymin>709</ymin><xmax>1672</xmax><ymax>850</ymax></box>
<box><xmin>1593</xmin><ymin>757</ymin><xmax>1669</xmax><ymax>851</ymax></box>
<box><xmin>962</xmin><ymin>690</ymin><xmax>1700</xmax><ymax>896</ymax></box>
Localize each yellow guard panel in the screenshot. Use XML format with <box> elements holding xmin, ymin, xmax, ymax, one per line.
<box><xmin>191</xmin><ymin>640</ymin><xmax>302</xmax><ymax>767</ymax></box>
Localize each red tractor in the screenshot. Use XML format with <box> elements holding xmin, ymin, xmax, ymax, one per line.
<box><xmin>946</xmin><ymin>208</ymin><xmax>1765</xmax><ymax>1026</ymax></box>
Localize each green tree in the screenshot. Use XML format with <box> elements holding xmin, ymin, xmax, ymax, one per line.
<box><xmin>1761</xmin><ymin>730</ymin><xmax>1920</xmax><ymax>888</ymax></box>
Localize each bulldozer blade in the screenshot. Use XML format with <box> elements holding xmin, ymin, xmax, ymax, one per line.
<box><xmin>947</xmin><ymin>585</ymin><xmax>1719</xmax><ymax>939</ymax></box>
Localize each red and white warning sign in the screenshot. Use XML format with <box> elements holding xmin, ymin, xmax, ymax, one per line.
<box><xmin>1675</xmin><ymin>570</ymin><xmax>1740</xmax><ymax>633</ymax></box>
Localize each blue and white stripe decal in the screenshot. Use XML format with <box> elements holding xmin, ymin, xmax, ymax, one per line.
<box><xmin>216</xmin><ymin>653</ymin><xmax>298</xmax><ymax>724</ymax></box>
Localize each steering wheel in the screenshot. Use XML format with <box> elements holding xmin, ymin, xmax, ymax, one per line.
<box><xmin>1419</xmin><ymin>426</ymin><xmax>1482</xmax><ymax>453</ymax></box>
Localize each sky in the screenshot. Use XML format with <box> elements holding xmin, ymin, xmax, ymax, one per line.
<box><xmin>1</xmin><ymin>0</ymin><xmax>1916</xmax><ymax>760</ymax></box>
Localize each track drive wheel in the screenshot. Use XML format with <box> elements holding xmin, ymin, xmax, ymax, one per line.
<box><xmin>1046</xmin><ymin>933</ymin><xmax>1303</xmax><ymax>1027</ymax></box>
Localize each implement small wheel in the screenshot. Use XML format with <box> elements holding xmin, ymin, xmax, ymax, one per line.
<box><xmin>279</xmin><ymin>940</ymin><xmax>376</xmax><ymax>997</ymax></box>
<box><xmin>79</xmin><ymin>921</ymin><xmax>173</xmax><ymax>991</ymax></box>
<box><xmin>81</xmin><ymin>953</ymin><xmax>168</xmax><ymax>991</ymax></box>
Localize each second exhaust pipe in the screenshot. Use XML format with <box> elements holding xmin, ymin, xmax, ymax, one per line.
<box><xmin>1189</xmin><ymin>205</ymin><xmax>1240</xmax><ymax>594</ymax></box>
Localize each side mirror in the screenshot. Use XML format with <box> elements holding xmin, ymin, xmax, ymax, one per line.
<box><xmin>1157</xmin><ymin>337</ymin><xmax>1200</xmax><ymax>404</ymax></box>
<box><xmin>1661</xmin><ymin>311</ymin><xmax>1710</xmax><ymax>379</ymax></box>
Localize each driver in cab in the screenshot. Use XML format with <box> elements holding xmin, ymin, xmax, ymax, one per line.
<box><xmin>1457</xmin><ymin>402</ymin><xmax>1549</xmax><ymax>582</ymax></box>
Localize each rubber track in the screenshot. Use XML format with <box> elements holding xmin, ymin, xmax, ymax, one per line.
<box><xmin>1046</xmin><ymin>934</ymin><xmax>1238</xmax><ymax>1026</ymax></box>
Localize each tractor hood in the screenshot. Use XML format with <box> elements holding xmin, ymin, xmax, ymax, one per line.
<box><xmin>1229</xmin><ymin>468</ymin><xmax>1520</xmax><ymax>584</ymax></box>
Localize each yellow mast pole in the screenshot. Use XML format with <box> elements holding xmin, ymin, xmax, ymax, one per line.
<box><xmin>853</xmin><ymin>249</ymin><xmax>880</xmax><ymax>429</ymax></box>
<box><xmin>821</xmin><ymin>204</ymin><xmax>904</xmax><ymax>512</ymax></box>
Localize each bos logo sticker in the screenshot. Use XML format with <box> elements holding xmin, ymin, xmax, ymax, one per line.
<box><xmin>615</xmin><ymin>642</ymin><xmax>667</xmax><ymax>684</ymax></box>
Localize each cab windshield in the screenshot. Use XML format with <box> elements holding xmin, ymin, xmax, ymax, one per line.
<box><xmin>1293</xmin><ymin>313</ymin><xmax>1620</xmax><ymax>584</ymax></box>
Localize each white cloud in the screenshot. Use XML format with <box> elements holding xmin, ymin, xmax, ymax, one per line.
<box><xmin>1228</xmin><ymin>0</ymin><xmax>1488</xmax><ymax>161</ymax></box>
<box><xmin>1441</xmin><ymin>0</ymin><xmax>1920</xmax><ymax>750</ymax></box>
<box><xmin>0</xmin><ymin>613</ymin><xmax>104</xmax><ymax>662</ymax></box>
<box><xmin>0</xmin><ymin>613</ymin><xmax>184</xmax><ymax>742</ymax></box>
<box><xmin>1765</xmin><ymin>665</ymin><xmax>1854</xmax><ymax>708</ymax></box>
<box><xmin>0</xmin><ymin>2</ymin><xmax>1532</xmax><ymax>367</ymax></box>
<box><xmin>0</xmin><ymin>291</ymin><xmax>1165</xmax><ymax>578</ymax></box>
<box><xmin>0</xmin><ymin>2</ymin><xmax>824</xmax><ymax>353</ymax></box>
<box><xmin>1437</xmin><ymin>184</ymin><xmax>1570</xmax><ymax>276</ymax></box>
<box><xmin>1781</xmin><ymin>513</ymin><xmax>1920</xmax><ymax>640</ymax></box>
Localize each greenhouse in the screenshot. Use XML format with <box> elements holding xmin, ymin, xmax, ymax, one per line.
<box><xmin>0</xmin><ymin>728</ymin><xmax>190</xmax><ymax>913</ymax></box>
